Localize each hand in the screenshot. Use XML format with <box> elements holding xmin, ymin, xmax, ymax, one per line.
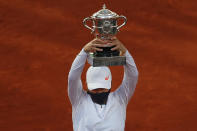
<box><xmin>84</xmin><ymin>38</ymin><xmax>107</xmax><ymax>53</ymax></box>
<box><xmin>107</xmin><ymin>37</ymin><xmax>127</xmax><ymax>56</ymax></box>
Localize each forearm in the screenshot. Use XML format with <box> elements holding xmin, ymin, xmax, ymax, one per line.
<box><xmin>68</xmin><ymin>48</ymin><xmax>87</xmax><ymax>81</ymax></box>
<box><xmin>123</xmin><ymin>50</ymin><xmax>139</xmax><ymax>80</ymax></box>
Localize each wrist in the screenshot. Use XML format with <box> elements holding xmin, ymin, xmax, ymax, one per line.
<box><xmin>80</xmin><ymin>48</ymin><xmax>88</xmax><ymax>55</ymax></box>
<box><xmin>83</xmin><ymin>45</ymin><xmax>89</xmax><ymax>53</ymax></box>
<box><xmin>121</xmin><ymin>46</ymin><xmax>127</xmax><ymax>55</ymax></box>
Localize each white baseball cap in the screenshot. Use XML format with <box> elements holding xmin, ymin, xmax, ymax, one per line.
<box><xmin>86</xmin><ymin>66</ymin><xmax>112</xmax><ymax>91</ymax></box>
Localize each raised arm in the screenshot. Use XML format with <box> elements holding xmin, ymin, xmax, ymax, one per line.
<box><xmin>68</xmin><ymin>38</ymin><xmax>106</xmax><ymax>106</ymax></box>
<box><xmin>107</xmin><ymin>37</ymin><xmax>139</xmax><ymax>105</ymax></box>
<box><xmin>115</xmin><ymin>50</ymin><xmax>139</xmax><ymax>105</ymax></box>
<box><xmin>68</xmin><ymin>49</ymin><xmax>87</xmax><ymax>106</ymax></box>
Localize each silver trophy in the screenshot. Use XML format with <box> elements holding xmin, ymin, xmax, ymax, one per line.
<box><xmin>83</xmin><ymin>4</ymin><xmax>127</xmax><ymax>67</ymax></box>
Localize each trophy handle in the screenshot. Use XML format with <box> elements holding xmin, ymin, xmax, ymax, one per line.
<box><xmin>83</xmin><ymin>17</ymin><xmax>95</xmax><ymax>33</ymax></box>
<box><xmin>117</xmin><ymin>15</ymin><xmax>127</xmax><ymax>31</ymax></box>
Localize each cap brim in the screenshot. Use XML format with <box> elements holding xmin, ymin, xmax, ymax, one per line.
<box><xmin>87</xmin><ymin>83</ymin><xmax>111</xmax><ymax>91</ymax></box>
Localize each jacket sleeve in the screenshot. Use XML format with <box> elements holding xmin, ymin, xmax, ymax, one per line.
<box><xmin>114</xmin><ymin>50</ymin><xmax>139</xmax><ymax>106</ymax></box>
<box><xmin>68</xmin><ymin>48</ymin><xmax>87</xmax><ymax>107</ymax></box>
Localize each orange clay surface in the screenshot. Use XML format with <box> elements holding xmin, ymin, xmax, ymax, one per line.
<box><xmin>0</xmin><ymin>0</ymin><xmax>196</xmax><ymax>130</ymax></box>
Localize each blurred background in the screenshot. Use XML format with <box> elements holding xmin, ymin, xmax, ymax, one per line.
<box><xmin>0</xmin><ymin>0</ymin><xmax>196</xmax><ymax>130</ymax></box>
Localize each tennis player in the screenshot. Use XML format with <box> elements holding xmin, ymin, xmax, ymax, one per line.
<box><xmin>68</xmin><ymin>37</ymin><xmax>139</xmax><ymax>131</ymax></box>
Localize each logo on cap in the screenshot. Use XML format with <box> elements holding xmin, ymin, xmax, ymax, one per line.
<box><xmin>105</xmin><ymin>75</ymin><xmax>109</xmax><ymax>80</ymax></box>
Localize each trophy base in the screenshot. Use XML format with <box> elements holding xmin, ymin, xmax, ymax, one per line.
<box><xmin>93</xmin><ymin>56</ymin><xmax>126</xmax><ymax>67</ymax></box>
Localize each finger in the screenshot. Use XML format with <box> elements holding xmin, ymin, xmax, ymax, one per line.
<box><xmin>100</xmin><ymin>39</ymin><xmax>110</xmax><ymax>44</ymax></box>
<box><xmin>119</xmin><ymin>51</ymin><xmax>123</xmax><ymax>56</ymax></box>
<box><xmin>95</xmin><ymin>38</ymin><xmax>103</xmax><ymax>42</ymax></box>
<box><xmin>95</xmin><ymin>40</ymin><xmax>107</xmax><ymax>45</ymax></box>
<box><xmin>107</xmin><ymin>42</ymin><xmax>117</xmax><ymax>47</ymax></box>
<box><xmin>92</xmin><ymin>43</ymin><xmax>105</xmax><ymax>47</ymax></box>
<box><xmin>110</xmin><ymin>36</ymin><xmax>117</xmax><ymax>40</ymax></box>
<box><xmin>95</xmin><ymin>38</ymin><xmax>107</xmax><ymax>44</ymax></box>
<box><xmin>111</xmin><ymin>45</ymin><xmax>119</xmax><ymax>51</ymax></box>
<box><xmin>105</xmin><ymin>40</ymin><xmax>113</xmax><ymax>43</ymax></box>
<box><xmin>92</xmin><ymin>47</ymin><xmax>103</xmax><ymax>52</ymax></box>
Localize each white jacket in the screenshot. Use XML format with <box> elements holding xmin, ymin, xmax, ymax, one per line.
<box><xmin>68</xmin><ymin>48</ymin><xmax>139</xmax><ymax>131</ymax></box>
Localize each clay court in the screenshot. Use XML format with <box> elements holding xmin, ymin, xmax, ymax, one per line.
<box><xmin>0</xmin><ymin>0</ymin><xmax>196</xmax><ymax>130</ymax></box>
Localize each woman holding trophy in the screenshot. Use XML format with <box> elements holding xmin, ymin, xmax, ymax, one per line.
<box><xmin>68</xmin><ymin>4</ymin><xmax>139</xmax><ymax>131</ymax></box>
